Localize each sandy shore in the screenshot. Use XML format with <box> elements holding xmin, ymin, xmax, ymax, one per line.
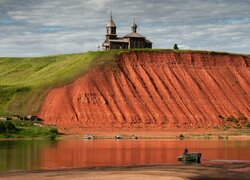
<box><xmin>1</xmin><ymin>163</ymin><xmax>250</xmax><ymax>180</ymax></box>
<box><xmin>57</xmin><ymin>129</ymin><xmax>250</xmax><ymax>140</ymax></box>
<box><xmin>1</xmin><ymin>129</ymin><xmax>249</xmax><ymax>141</ymax></box>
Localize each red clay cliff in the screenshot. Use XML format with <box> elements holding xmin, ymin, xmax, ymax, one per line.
<box><xmin>38</xmin><ymin>51</ymin><xmax>250</xmax><ymax>131</ymax></box>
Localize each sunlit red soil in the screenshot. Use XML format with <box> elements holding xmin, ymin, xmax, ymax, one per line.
<box><xmin>38</xmin><ymin>51</ymin><xmax>250</xmax><ymax>132</ymax></box>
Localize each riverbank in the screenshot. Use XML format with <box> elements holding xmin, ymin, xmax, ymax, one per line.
<box><xmin>57</xmin><ymin>128</ymin><xmax>250</xmax><ymax>140</ymax></box>
<box><xmin>1</xmin><ymin>127</ymin><xmax>250</xmax><ymax>140</ymax></box>
<box><xmin>1</xmin><ymin>163</ymin><xmax>250</xmax><ymax>180</ymax></box>
<box><xmin>0</xmin><ymin>120</ymin><xmax>58</xmax><ymax>140</ymax></box>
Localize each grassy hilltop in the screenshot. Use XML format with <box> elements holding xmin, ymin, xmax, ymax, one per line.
<box><xmin>0</xmin><ymin>51</ymin><xmax>120</xmax><ymax>116</ymax></box>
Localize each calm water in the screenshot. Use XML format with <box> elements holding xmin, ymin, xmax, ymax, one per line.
<box><xmin>0</xmin><ymin>139</ymin><xmax>250</xmax><ymax>172</ymax></box>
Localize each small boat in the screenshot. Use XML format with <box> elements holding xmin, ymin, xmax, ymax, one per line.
<box><xmin>115</xmin><ymin>135</ymin><xmax>122</xmax><ymax>139</ymax></box>
<box><xmin>178</xmin><ymin>153</ymin><xmax>202</xmax><ymax>163</ymax></box>
<box><xmin>131</xmin><ymin>135</ymin><xmax>138</xmax><ymax>139</ymax></box>
<box><xmin>84</xmin><ymin>134</ymin><xmax>94</xmax><ymax>140</ymax></box>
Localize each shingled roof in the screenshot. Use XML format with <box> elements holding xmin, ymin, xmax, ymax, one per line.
<box><xmin>124</xmin><ymin>32</ymin><xmax>145</xmax><ymax>38</ymax></box>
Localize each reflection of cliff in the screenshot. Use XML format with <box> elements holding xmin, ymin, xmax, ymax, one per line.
<box><xmin>40</xmin><ymin>140</ymin><xmax>250</xmax><ymax>169</ymax></box>
<box><xmin>39</xmin><ymin>51</ymin><xmax>250</xmax><ymax>130</ymax></box>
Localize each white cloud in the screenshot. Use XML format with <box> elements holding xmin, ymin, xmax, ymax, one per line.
<box><xmin>0</xmin><ymin>0</ymin><xmax>250</xmax><ymax>57</ymax></box>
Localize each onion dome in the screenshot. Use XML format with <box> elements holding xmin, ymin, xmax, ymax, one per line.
<box><xmin>131</xmin><ymin>18</ymin><xmax>137</xmax><ymax>33</ymax></box>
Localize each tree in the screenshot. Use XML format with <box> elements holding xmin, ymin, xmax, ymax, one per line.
<box><xmin>173</xmin><ymin>44</ymin><xmax>179</xmax><ymax>50</ymax></box>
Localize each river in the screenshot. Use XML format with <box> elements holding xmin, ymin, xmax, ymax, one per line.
<box><xmin>0</xmin><ymin>139</ymin><xmax>249</xmax><ymax>172</ymax></box>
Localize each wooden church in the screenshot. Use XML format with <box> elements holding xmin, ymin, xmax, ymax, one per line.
<box><xmin>102</xmin><ymin>14</ymin><xmax>152</xmax><ymax>50</ymax></box>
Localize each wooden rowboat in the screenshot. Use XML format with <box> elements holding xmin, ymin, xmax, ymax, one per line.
<box><xmin>178</xmin><ymin>153</ymin><xmax>202</xmax><ymax>163</ymax></box>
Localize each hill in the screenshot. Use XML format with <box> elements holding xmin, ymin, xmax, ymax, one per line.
<box><xmin>1</xmin><ymin>50</ymin><xmax>250</xmax><ymax>132</ymax></box>
<box><xmin>36</xmin><ymin>50</ymin><xmax>250</xmax><ymax>131</ymax></box>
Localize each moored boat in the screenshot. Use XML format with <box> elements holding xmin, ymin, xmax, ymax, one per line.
<box><xmin>84</xmin><ymin>134</ymin><xmax>95</xmax><ymax>140</ymax></box>
<box><xmin>178</xmin><ymin>153</ymin><xmax>202</xmax><ymax>163</ymax></box>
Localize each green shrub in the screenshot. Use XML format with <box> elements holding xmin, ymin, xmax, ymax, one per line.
<box><xmin>238</xmin><ymin>114</ymin><xmax>247</xmax><ymax>121</ymax></box>
<box><xmin>4</xmin><ymin>133</ymin><xmax>11</xmax><ymax>138</ymax></box>
<box><xmin>173</xmin><ymin>44</ymin><xmax>179</xmax><ymax>50</ymax></box>
<box><xmin>246</xmin><ymin>123</ymin><xmax>250</xmax><ymax>128</ymax></box>
<box><xmin>0</xmin><ymin>120</ymin><xmax>18</xmax><ymax>133</ymax></box>
<box><xmin>49</xmin><ymin>133</ymin><xmax>57</xmax><ymax>140</ymax></box>
<box><xmin>48</xmin><ymin>127</ymin><xmax>58</xmax><ymax>140</ymax></box>
<box><xmin>49</xmin><ymin>127</ymin><xmax>58</xmax><ymax>134</ymax></box>
<box><xmin>225</xmin><ymin>115</ymin><xmax>237</xmax><ymax>122</ymax></box>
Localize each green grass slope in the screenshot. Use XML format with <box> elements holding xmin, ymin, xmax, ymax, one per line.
<box><xmin>0</xmin><ymin>51</ymin><xmax>119</xmax><ymax>116</ymax></box>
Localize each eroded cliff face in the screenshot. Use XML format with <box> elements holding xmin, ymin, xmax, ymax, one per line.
<box><xmin>38</xmin><ymin>51</ymin><xmax>250</xmax><ymax>130</ymax></box>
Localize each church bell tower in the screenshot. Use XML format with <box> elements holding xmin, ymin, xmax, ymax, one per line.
<box><xmin>106</xmin><ymin>12</ymin><xmax>117</xmax><ymax>40</ymax></box>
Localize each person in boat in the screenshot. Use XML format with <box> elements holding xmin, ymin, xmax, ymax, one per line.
<box><xmin>183</xmin><ymin>148</ymin><xmax>188</xmax><ymax>155</ymax></box>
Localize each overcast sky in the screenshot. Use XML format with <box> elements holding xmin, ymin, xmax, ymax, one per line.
<box><xmin>0</xmin><ymin>0</ymin><xmax>250</xmax><ymax>57</ymax></box>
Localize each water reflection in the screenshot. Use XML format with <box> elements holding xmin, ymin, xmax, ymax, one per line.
<box><xmin>41</xmin><ymin>140</ymin><xmax>250</xmax><ymax>170</ymax></box>
<box><xmin>0</xmin><ymin>139</ymin><xmax>249</xmax><ymax>172</ymax></box>
<box><xmin>0</xmin><ymin>140</ymin><xmax>54</xmax><ymax>171</ymax></box>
